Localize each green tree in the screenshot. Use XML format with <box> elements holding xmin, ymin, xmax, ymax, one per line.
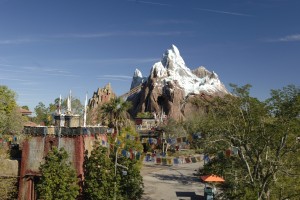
<box><xmin>117</xmin><ymin>157</ymin><xmax>144</xmax><ymax>200</ymax></box>
<box><xmin>0</xmin><ymin>85</ymin><xmax>23</xmax><ymax>135</ymax></box>
<box><xmin>196</xmin><ymin>84</ymin><xmax>300</xmax><ymax>199</ymax></box>
<box><xmin>21</xmin><ymin>105</ymin><xmax>29</xmax><ymax>110</ymax></box>
<box><xmin>48</xmin><ymin>98</ymin><xmax>60</xmax><ymax>114</ymax></box>
<box><xmin>117</xmin><ymin>126</ymin><xmax>144</xmax><ymax>200</ymax></box>
<box><xmin>0</xmin><ymin>86</ymin><xmax>21</xmax><ymax>199</ymax></box>
<box><xmin>34</xmin><ymin>102</ymin><xmax>50</xmax><ymax>125</ymax></box>
<box><xmin>33</xmin><ymin>96</ymin><xmax>84</xmax><ymax>126</ymax></box>
<box><xmin>37</xmin><ymin>147</ymin><xmax>79</xmax><ymax>200</ymax></box>
<box><xmin>61</xmin><ymin>96</ymin><xmax>84</xmax><ymax>115</ymax></box>
<box><xmin>83</xmin><ymin>126</ymin><xmax>144</xmax><ymax>200</ymax></box>
<box><xmin>6</xmin><ymin>108</ymin><xmax>23</xmax><ymax>135</ymax></box>
<box><xmin>0</xmin><ymin>177</ymin><xmax>18</xmax><ymax>200</ymax></box>
<box><xmin>101</xmin><ymin>97</ymin><xmax>132</xmax><ymax>134</ymax></box>
<box><xmin>83</xmin><ymin>144</ymin><xmax>116</xmax><ymax>200</ymax></box>
<box><xmin>264</xmin><ymin>85</ymin><xmax>300</xmax><ymax>199</ymax></box>
<box><xmin>136</xmin><ymin>112</ymin><xmax>153</xmax><ymax>118</ymax></box>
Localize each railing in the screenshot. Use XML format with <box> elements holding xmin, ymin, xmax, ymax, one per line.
<box><xmin>119</xmin><ymin>84</ymin><xmax>142</xmax><ymax>100</ymax></box>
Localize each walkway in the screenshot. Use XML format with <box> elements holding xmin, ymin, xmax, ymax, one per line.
<box><xmin>141</xmin><ymin>161</ymin><xmax>205</xmax><ymax>200</ymax></box>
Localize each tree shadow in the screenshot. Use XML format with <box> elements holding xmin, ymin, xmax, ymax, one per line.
<box><xmin>152</xmin><ymin>173</ymin><xmax>200</xmax><ymax>185</ymax></box>
<box><xmin>176</xmin><ymin>191</ymin><xmax>204</xmax><ymax>200</ymax></box>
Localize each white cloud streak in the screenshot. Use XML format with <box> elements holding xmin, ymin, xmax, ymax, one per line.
<box><xmin>54</xmin><ymin>31</ymin><xmax>190</xmax><ymax>39</ymax></box>
<box><xmin>0</xmin><ymin>61</ymin><xmax>78</xmax><ymax>80</ymax></box>
<box><xmin>194</xmin><ymin>8</ymin><xmax>252</xmax><ymax>17</ymax></box>
<box><xmin>265</xmin><ymin>34</ymin><xmax>300</xmax><ymax>42</ymax></box>
<box><xmin>0</xmin><ymin>31</ymin><xmax>190</xmax><ymax>45</ymax></box>
<box><xmin>66</xmin><ymin>57</ymin><xmax>158</xmax><ymax>65</ymax></box>
<box><xmin>97</xmin><ymin>74</ymin><xmax>132</xmax><ymax>82</ymax></box>
<box><xmin>277</xmin><ymin>34</ymin><xmax>300</xmax><ymax>42</ymax></box>
<box><xmin>128</xmin><ymin>0</ymin><xmax>169</xmax><ymax>6</ymax></box>
<box><xmin>20</xmin><ymin>66</ymin><xmax>78</xmax><ymax>77</ymax></box>
<box><xmin>128</xmin><ymin>0</ymin><xmax>251</xmax><ymax>17</ymax></box>
<box><xmin>0</xmin><ymin>77</ymin><xmax>31</xmax><ymax>82</ymax></box>
<box><xmin>102</xmin><ymin>75</ymin><xmax>132</xmax><ymax>79</ymax></box>
<box><xmin>150</xmin><ymin>19</ymin><xmax>194</xmax><ymax>25</ymax></box>
<box><xmin>0</xmin><ymin>38</ymin><xmax>40</xmax><ymax>45</ymax></box>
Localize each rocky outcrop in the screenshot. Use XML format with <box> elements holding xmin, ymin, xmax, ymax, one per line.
<box><xmin>88</xmin><ymin>83</ymin><xmax>116</xmax><ymax>125</ymax></box>
<box><xmin>88</xmin><ymin>83</ymin><xmax>116</xmax><ymax>109</ymax></box>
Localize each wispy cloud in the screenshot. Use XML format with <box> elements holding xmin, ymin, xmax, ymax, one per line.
<box><xmin>54</xmin><ymin>31</ymin><xmax>190</xmax><ymax>39</ymax></box>
<box><xmin>53</xmin><ymin>33</ymin><xmax>115</xmax><ymax>39</ymax></box>
<box><xmin>109</xmin><ymin>58</ymin><xmax>158</xmax><ymax>64</ymax></box>
<box><xmin>194</xmin><ymin>8</ymin><xmax>252</xmax><ymax>17</ymax></box>
<box><xmin>0</xmin><ymin>30</ymin><xmax>189</xmax><ymax>45</ymax></box>
<box><xmin>0</xmin><ymin>61</ymin><xmax>78</xmax><ymax>79</ymax></box>
<box><xmin>125</xmin><ymin>31</ymin><xmax>189</xmax><ymax>36</ymax></box>
<box><xmin>12</xmin><ymin>88</ymin><xmax>44</xmax><ymax>91</ymax></box>
<box><xmin>66</xmin><ymin>57</ymin><xmax>158</xmax><ymax>65</ymax></box>
<box><xmin>21</xmin><ymin>66</ymin><xmax>78</xmax><ymax>77</ymax></box>
<box><xmin>150</xmin><ymin>19</ymin><xmax>194</xmax><ymax>25</ymax></box>
<box><xmin>0</xmin><ymin>68</ymin><xmax>25</xmax><ymax>73</ymax></box>
<box><xmin>127</xmin><ymin>0</ymin><xmax>169</xmax><ymax>6</ymax></box>
<box><xmin>128</xmin><ymin>0</ymin><xmax>251</xmax><ymax>17</ymax></box>
<box><xmin>269</xmin><ymin>34</ymin><xmax>300</xmax><ymax>42</ymax></box>
<box><xmin>102</xmin><ymin>75</ymin><xmax>132</xmax><ymax>79</ymax></box>
<box><xmin>0</xmin><ymin>77</ymin><xmax>31</xmax><ymax>82</ymax></box>
<box><xmin>0</xmin><ymin>38</ymin><xmax>40</xmax><ymax>45</ymax></box>
<box><xmin>97</xmin><ymin>74</ymin><xmax>132</xmax><ymax>82</ymax></box>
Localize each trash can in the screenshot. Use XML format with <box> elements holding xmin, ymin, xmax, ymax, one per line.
<box><xmin>204</xmin><ymin>187</ymin><xmax>214</xmax><ymax>200</ymax></box>
<box><xmin>146</xmin><ymin>154</ymin><xmax>151</xmax><ymax>162</ymax></box>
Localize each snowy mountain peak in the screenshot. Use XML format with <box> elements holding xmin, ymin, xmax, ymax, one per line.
<box><xmin>130</xmin><ymin>68</ymin><xmax>147</xmax><ymax>90</ymax></box>
<box><xmin>162</xmin><ymin>44</ymin><xmax>185</xmax><ymax>68</ymax></box>
<box><xmin>133</xmin><ymin>68</ymin><xmax>143</xmax><ymax>78</ymax></box>
<box><xmin>133</xmin><ymin>45</ymin><xmax>228</xmax><ymax>96</ymax></box>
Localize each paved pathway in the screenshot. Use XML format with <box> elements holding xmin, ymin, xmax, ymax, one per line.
<box><xmin>141</xmin><ymin>161</ymin><xmax>205</xmax><ymax>200</ymax></box>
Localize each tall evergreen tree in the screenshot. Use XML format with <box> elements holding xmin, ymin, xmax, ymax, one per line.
<box><xmin>116</xmin><ymin>126</ymin><xmax>144</xmax><ymax>200</ymax></box>
<box><xmin>37</xmin><ymin>147</ymin><xmax>79</xmax><ymax>200</ymax></box>
<box><xmin>83</xmin><ymin>126</ymin><xmax>144</xmax><ymax>200</ymax></box>
<box><xmin>83</xmin><ymin>144</ymin><xmax>116</xmax><ymax>200</ymax></box>
<box><xmin>117</xmin><ymin>157</ymin><xmax>144</xmax><ymax>200</ymax></box>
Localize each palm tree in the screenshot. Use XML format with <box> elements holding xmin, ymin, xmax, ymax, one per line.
<box><xmin>101</xmin><ymin>97</ymin><xmax>132</xmax><ymax>135</ymax></box>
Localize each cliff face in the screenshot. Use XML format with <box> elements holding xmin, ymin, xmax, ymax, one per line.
<box><xmin>128</xmin><ymin>45</ymin><xmax>228</xmax><ymax>120</ymax></box>
<box><xmin>87</xmin><ymin>83</ymin><xmax>116</xmax><ymax>125</ymax></box>
<box><xmin>88</xmin><ymin>83</ymin><xmax>116</xmax><ymax>110</ymax></box>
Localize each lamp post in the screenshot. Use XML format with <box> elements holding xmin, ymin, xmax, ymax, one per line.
<box><xmin>114</xmin><ymin>148</ymin><xmax>128</xmax><ymax>200</ymax></box>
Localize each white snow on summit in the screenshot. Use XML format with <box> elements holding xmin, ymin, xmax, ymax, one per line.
<box><xmin>149</xmin><ymin>45</ymin><xmax>228</xmax><ymax>96</ymax></box>
<box><xmin>130</xmin><ymin>68</ymin><xmax>147</xmax><ymax>90</ymax></box>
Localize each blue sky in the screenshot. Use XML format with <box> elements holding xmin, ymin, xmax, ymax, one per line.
<box><xmin>0</xmin><ymin>0</ymin><xmax>299</xmax><ymax>111</ymax></box>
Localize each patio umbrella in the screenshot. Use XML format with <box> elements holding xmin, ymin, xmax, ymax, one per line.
<box><xmin>201</xmin><ymin>174</ymin><xmax>225</xmax><ymax>196</ymax></box>
<box><xmin>200</xmin><ymin>174</ymin><xmax>225</xmax><ymax>182</ymax></box>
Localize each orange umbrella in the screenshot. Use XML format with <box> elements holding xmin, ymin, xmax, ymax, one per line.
<box><xmin>200</xmin><ymin>174</ymin><xmax>225</xmax><ymax>182</ymax></box>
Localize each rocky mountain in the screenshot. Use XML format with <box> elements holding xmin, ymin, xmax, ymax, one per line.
<box><xmin>127</xmin><ymin>45</ymin><xmax>228</xmax><ymax>120</ymax></box>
